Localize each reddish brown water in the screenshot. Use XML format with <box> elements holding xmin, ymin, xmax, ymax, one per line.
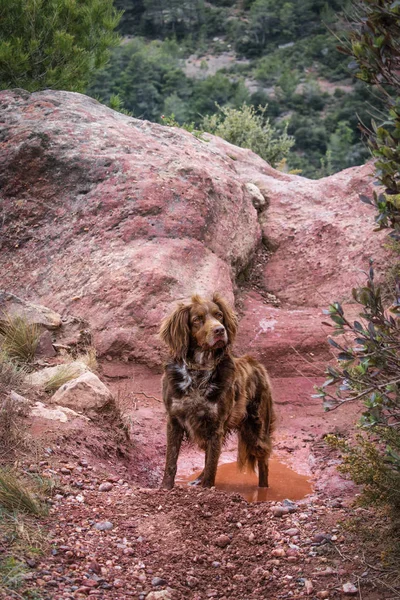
<box><xmin>176</xmin><ymin>459</ymin><xmax>312</xmax><ymax>503</ymax></box>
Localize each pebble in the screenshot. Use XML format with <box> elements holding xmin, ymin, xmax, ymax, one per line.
<box><xmin>215</xmin><ymin>534</ymin><xmax>231</xmax><ymax>548</ymax></box>
<box><xmin>304</xmin><ymin>579</ymin><xmax>314</xmax><ymax>595</ymax></box>
<box><xmin>99</xmin><ymin>482</ymin><xmax>113</xmax><ymax>492</ymax></box>
<box><xmin>186</xmin><ymin>576</ymin><xmax>199</xmax><ymax>588</ymax></box>
<box><xmin>145</xmin><ymin>591</ymin><xmax>172</xmax><ymax>600</ymax></box>
<box><xmin>94</xmin><ymin>521</ymin><xmax>113</xmax><ymax>531</ymax></box>
<box><xmin>60</xmin><ymin>467</ymin><xmax>71</xmax><ymax>475</ymax></box>
<box><xmin>152</xmin><ymin>577</ymin><xmax>167</xmax><ymax>587</ymax></box>
<box><xmin>271</xmin><ymin>506</ymin><xmax>290</xmax><ymax>517</ymax></box>
<box><xmin>285</xmin><ymin>528</ymin><xmax>299</xmax><ymax>537</ymax></box>
<box><xmin>271</xmin><ymin>548</ymin><xmax>286</xmax><ymax>557</ymax></box>
<box><xmin>342</xmin><ymin>582</ymin><xmax>358</xmax><ymax>595</ymax></box>
<box><xmin>317</xmin><ymin>592</ymin><xmax>330</xmax><ymax>599</ymax></box>
<box><xmin>282</xmin><ymin>499</ymin><xmax>298</xmax><ymax>513</ymax></box>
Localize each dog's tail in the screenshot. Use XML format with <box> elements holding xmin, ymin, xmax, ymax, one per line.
<box><xmin>237</xmin><ymin>374</ymin><xmax>275</xmax><ymax>473</ymax></box>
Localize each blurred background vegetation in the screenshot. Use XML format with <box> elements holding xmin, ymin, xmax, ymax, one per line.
<box><xmin>85</xmin><ymin>0</ymin><xmax>387</xmax><ymax>177</ymax></box>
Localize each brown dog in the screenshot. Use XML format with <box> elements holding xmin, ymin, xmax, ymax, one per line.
<box><xmin>159</xmin><ymin>293</ymin><xmax>275</xmax><ymax>489</ymax></box>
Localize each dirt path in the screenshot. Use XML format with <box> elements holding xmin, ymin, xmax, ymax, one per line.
<box><xmin>6</xmin><ymin>362</ymin><xmax>395</xmax><ymax>600</ymax></box>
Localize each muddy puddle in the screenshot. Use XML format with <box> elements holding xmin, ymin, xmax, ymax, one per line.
<box><xmin>176</xmin><ymin>459</ymin><xmax>312</xmax><ymax>503</ymax></box>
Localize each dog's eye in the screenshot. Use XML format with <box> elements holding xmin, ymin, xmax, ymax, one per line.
<box><xmin>215</xmin><ymin>312</ymin><xmax>223</xmax><ymax>320</ymax></box>
<box><xmin>192</xmin><ymin>316</ymin><xmax>202</xmax><ymax>324</ymax></box>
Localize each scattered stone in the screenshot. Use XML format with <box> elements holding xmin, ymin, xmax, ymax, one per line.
<box><xmin>271</xmin><ymin>506</ymin><xmax>290</xmax><ymax>517</ymax></box>
<box><xmin>215</xmin><ymin>535</ymin><xmax>231</xmax><ymax>548</ymax></box>
<box><xmin>0</xmin><ymin>291</ymin><xmax>62</xmax><ymax>329</ymax></box>
<box><xmin>342</xmin><ymin>582</ymin><xmax>358</xmax><ymax>595</ymax></box>
<box><xmin>27</xmin><ymin>361</ymin><xmax>88</xmax><ymax>388</ymax></box>
<box><xmin>317</xmin><ymin>592</ymin><xmax>330</xmax><ymax>599</ymax></box>
<box><xmin>186</xmin><ymin>576</ymin><xmax>199</xmax><ymax>588</ymax></box>
<box><xmin>145</xmin><ymin>591</ymin><xmax>172</xmax><ymax>600</ymax></box>
<box><xmin>35</xmin><ymin>330</ymin><xmax>56</xmax><ymax>358</ymax></box>
<box><xmin>271</xmin><ymin>548</ymin><xmax>286</xmax><ymax>558</ymax></box>
<box><xmin>99</xmin><ymin>482</ymin><xmax>113</xmax><ymax>492</ymax></box>
<box><xmin>94</xmin><ymin>521</ymin><xmax>113</xmax><ymax>531</ymax></box>
<box><xmin>285</xmin><ymin>528</ymin><xmax>299</xmax><ymax>537</ymax></box>
<box><xmin>31</xmin><ymin>401</ymin><xmax>88</xmax><ymax>423</ymax></box>
<box><xmin>151</xmin><ymin>577</ymin><xmax>167</xmax><ymax>587</ymax></box>
<box><xmin>282</xmin><ymin>499</ymin><xmax>298</xmax><ymax>513</ymax></box>
<box><xmin>51</xmin><ymin>371</ymin><xmax>114</xmax><ymax>416</ymax></box>
<box><xmin>304</xmin><ymin>579</ymin><xmax>314</xmax><ymax>595</ymax></box>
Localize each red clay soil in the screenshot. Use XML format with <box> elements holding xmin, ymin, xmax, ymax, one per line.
<box><xmin>3</xmin><ymin>361</ymin><xmax>396</xmax><ymax>600</ymax></box>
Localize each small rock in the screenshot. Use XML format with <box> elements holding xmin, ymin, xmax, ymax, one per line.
<box><xmin>152</xmin><ymin>577</ymin><xmax>167</xmax><ymax>587</ymax></box>
<box><xmin>186</xmin><ymin>576</ymin><xmax>199</xmax><ymax>588</ymax></box>
<box><xmin>317</xmin><ymin>592</ymin><xmax>330</xmax><ymax>599</ymax></box>
<box><xmin>271</xmin><ymin>506</ymin><xmax>290</xmax><ymax>517</ymax></box>
<box><xmin>304</xmin><ymin>579</ymin><xmax>314</xmax><ymax>595</ymax></box>
<box><xmin>271</xmin><ymin>548</ymin><xmax>286</xmax><ymax>558</ymax></box>
<box><xmin>94</xmin><ymin>521</ymin><xmax>113</xmax><ymax>531</ymax></box>
<box><xmin>285</xmin><ymin>528</ymin><xmax>299</xmax><ymax>537</ymax></box>
<box><xmin>343</xmin><ymin>582</ymin><xmax>358</xmax><ymax>595</ymax></box>
<box><xmin>99</xmin><ymin>482</ymin><xmax>113</xmax><ymax>492</ymax></box>
<box><xmin>145</xmin><ymin>591</ymin><xmax>172</xmax><ymax>600</ymax></box>
<box><xmin>282</xmin><ymin>499</ymin><xmax>298</xmax><ymax>512</ymax></box>
<box><xmin>60</xmin><ymin>467</ymin><xmax>71</xmax><ymax>475</ymax></box>
<box><xmin>215</xmin><ymin>534</ymin><xmax>230</xmax><ymax>548</ymax></box>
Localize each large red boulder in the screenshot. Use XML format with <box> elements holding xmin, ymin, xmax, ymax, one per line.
<box><xmin>0</xmin><ymin>89</ymin><xmax>390</xmax><ymax>369</ymax></box>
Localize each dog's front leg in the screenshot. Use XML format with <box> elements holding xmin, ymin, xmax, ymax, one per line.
<box><xmin>201</xmin><ymin>434</ymin><xmax>222</xmax><ymax>488</ymax></box>
<box><xmin>161</xmin><ymin>417</ymin><xmax>184</xmax><ymax>490</ymax></box>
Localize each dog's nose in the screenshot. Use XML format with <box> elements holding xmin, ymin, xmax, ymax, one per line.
<box><xmin>214</xmin><ymin>326</ymin><xmax>225</xmax><ymax>336</ymax></box>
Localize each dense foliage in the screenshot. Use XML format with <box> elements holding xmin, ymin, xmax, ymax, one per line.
<box><xmin>339</xmin><ymin>0</ymin><xmax>400</xmax><ymax>235</ymax></box>
<box><xmin>318</xmin><ymin>0</ymin><xmax>400</xmax><ymax>516</ymax></box>
<box><xmin>317</xmin><ymin>266</ymin><xmax>400</xmax><ymax>510</ymax></box>
<box><xmin>202</xmin><ymin>103</ymin><xmax>294</xmax><ymax>166</ymax></box>
<box><xmin>0</xmin><ymin>0</ymin><xmax>121</xmax><ymax>92</ymax></box>
<box><xmin>86</xmin><ymin>0</ymin><xmax>394</xmax><ymax>177</ymax></box>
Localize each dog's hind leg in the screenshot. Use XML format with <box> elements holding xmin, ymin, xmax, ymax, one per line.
<box><xmin>161</xmin><ymin>417</ymin><xmax>184</xmax><ymax>489</ymax></box>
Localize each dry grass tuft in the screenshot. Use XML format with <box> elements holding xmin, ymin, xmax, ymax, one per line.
<box><xmin>78</xmin><ymin>346</ymin><xmax>98</xmax><ymax>372</ymax></box>
<box><xmin>0</xmin><ymin>313</ymin><xmax>41</xmax><ymax>363</ymax></box>
<box><xmin>44</xmin><ymin>364</ymin><xmax>82</xmax><ymax>392</ymax></box>
<box><xmin>0</xmin><ymin>352</ymin><xmax>29</xmax><ymax>458</ymax></box>
<box><xmin>0</xmin><ymin>469</ymin><xmax>45</xmax><ymax>516</ymax></box>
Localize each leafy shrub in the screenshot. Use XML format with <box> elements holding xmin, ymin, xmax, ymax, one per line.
<box><xmin>202</xmin><ymin>103</ymin><xmax>294</xmax><ymax>166</ymax></box>
<box><xmin>338</xmin><ymin>0</ymin><xmax>400</xmax><ymax>237</ymax></box>
<box><xmin>316</xmin><ymin>264</ymin><xmax>400</xmax><ymax>512</ymax></box>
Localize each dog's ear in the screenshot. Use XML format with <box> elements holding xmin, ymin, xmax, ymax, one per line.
<box><xmin>212</xmin><ymin>293</ymin><xmax>238</xmax><ymax>344</ymax></box>
<box><xmin>160</xmin><ymin>303</ymin><xmax>191</xmax><ymax>360</ymax></box>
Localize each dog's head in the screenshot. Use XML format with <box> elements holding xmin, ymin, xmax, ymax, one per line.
<box><xmin>160</xmin><ymin>293</ymin><xmax>238</xmax><ymax>361</ymax></box>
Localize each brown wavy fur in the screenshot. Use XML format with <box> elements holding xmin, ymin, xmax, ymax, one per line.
<box><xmin>160</xmin><ymin>293</ymin><xmax>275</xmax><ymax>489</ymax></box>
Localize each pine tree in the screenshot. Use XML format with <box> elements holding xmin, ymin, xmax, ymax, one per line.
<box><xmin>0</xmin><ymin>0</ymin><xmax>122</xmax><ymax>92</ymax></box>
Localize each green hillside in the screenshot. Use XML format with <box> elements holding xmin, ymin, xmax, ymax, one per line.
<box><xmin>88</xmin><ymin>0</ymin><xmax>385</xmax><ymax>177</ymax></box>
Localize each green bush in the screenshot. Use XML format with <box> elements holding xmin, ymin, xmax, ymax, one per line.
<box><xmin>316</xmin><ymin>264</ymin><xmax>400</xmax><ymax>512</ymax></box>
<box><xmin>202</xmin><ymin>103</ymin><xmax>294</xmax><ymax>166</ymax></box>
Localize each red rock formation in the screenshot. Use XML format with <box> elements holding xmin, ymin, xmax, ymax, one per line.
<box><xmin>0</xmin><ymin>89</ymin><xmax>390</xmax><ymax>371</ymax></box>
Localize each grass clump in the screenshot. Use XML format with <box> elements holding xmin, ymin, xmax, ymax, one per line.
<box><xmin>43</xmin><ymin>364</ymin><xmax>83</xmax><ymax>393</ymax></box>
<box><xmin>0</xmin><ymin>556</ymin><xmax>28</xmax><ymax>592</ymax></box>
<box><xmin>0</xmin><ymin>313</ymin><xmax>41</xmax><ymax>363</ymax></box>
<box><xmin>0</xmin><ymin>469</ymin><xmax>45</xmax><ymax>516</ymax></box>
<box><xmin>0</xmin><ymin>351</ymin><xmax>29</xmax><ymax>457</ymax></box>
